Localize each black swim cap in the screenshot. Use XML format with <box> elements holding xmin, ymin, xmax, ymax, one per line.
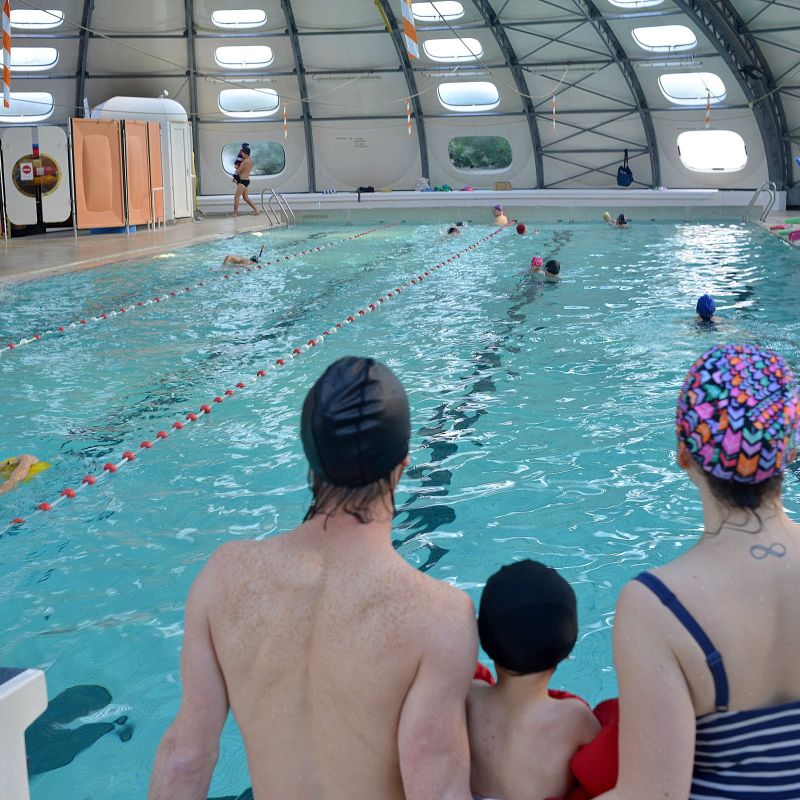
<box><xmin>544</xmin><ymin>259</ymin><xmax>561</xmax><ymax>275</ymax></box>
<box><xmin>301</xmin><ymin>357</ymin><xmax>411</xmax><ymax>487</ymax></box>
<box><xmin>617</xmin><ymin>213</ymin><xmax>627</xmax><ymax>224</ymax></box>
<box><xmin>478</xmin><ymin>560</ymin><xmax>578</xmax><ymax>674</ymax></box>
<box><xmin>241</xmin><ymin>146</ymin><xmax>251</xmax><ymax>155</ymax></box>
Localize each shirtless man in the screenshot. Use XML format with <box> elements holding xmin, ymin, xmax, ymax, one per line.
<box><xmin>232</xmin><ymin>146</ymin><xmax>260</xmax><ymax>217</ymax></box>
<box><xmin>148</xmin><ymin>356</ymin><xmax>478</xmax><ymax>800</ymax></box>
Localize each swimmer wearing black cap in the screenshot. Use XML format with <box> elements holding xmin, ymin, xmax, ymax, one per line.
<box><xmin>150</xmin><ymin>357</ymin><xmax>481</xmax><ymax>800</ymax></box>
<box><xmin>468</xmin><ymin>561</ymin><xmax>600</xmax><ymax>800</ymax></box>
<box><xmin>544</xmin><ymin>259</ymin><xmax>561</xmax><ymax>280</ymax></box>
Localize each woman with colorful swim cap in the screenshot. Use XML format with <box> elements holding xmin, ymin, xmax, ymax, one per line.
<box><xmin>598</xmin><ymin>344</ymin><xmax>800</xmax><ymax>800</ymax></box>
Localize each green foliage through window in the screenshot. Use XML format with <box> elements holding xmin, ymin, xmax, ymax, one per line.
<box><xmin>448</xmin><ymin>136</ymin><xmax>512</xmax><ymax>170</ymax></box>
<box><xmin>221</xmin><ymin>141</ymin><xmax>286</xmax><ymax>176</ymax></box>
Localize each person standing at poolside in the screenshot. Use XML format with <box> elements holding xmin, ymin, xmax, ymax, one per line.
<box><xmin>148</xmin><ymin>357</ymin><xmax>478</xmax><ymax>800</ymax></box>
<box><xmin>597</xmin><ymin>344</ymin><xmax>800</xmax><ymax>800</ymax></box>
<box><xmin>232</xmin><ymin>146</ymin><xmax>260</xmax><ymax>217</ymax></box>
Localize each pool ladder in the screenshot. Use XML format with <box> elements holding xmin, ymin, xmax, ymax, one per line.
<box><xmin>743</xmin><ymin>181</ymin><xmax>777</xmax><ymax>223</ymax></box>
<box><xmin>260</xmin><ymin>189</ymin><xmax>296</xmax><ymax>227</ymax></box>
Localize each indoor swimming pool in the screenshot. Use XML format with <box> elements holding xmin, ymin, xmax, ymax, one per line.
<box><xmin>1</xmin><ymin>220</ymin><xmax>799</xmax><ymax>798</ymax></box>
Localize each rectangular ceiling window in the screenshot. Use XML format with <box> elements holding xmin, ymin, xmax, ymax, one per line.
<box><xmin>659</xmin><ymin>72</ymin><xmax>726</xmax><ymax>105</ymax></box>
<box><xmin>438</xmin><ymin>81</ymin><xmax>499</xmax><ymax>112</ymax></box>
<box><xmin>214</xmin><ymin>46</ymin><xmax>274</xmax><ymax>70</ymax></box>
<box><xmin>0</xmin><ymin>92</ymin><xmax>55</xmax><ymax>123</ymax></box>
<box><xmin>632</xmin><ymin>25</ymin><xmax>697</xmax><ymax>52</ymax></box>
<box><xmin>10</xmin><ymin>47</ymin><xmax>59</xmax><ymax>72</ymax></box>
<box><xmin>423</xmin><ymin>38</ymin><xmax>483</xmax><ymax>62</ymax></box>
<box><xmin>9</xmin><ymin>9</ymin><xmax>64</xmax><ymax>29</ymax></box>
<box><xmin>449</xmin><ymin>136</ymin><xmax>512</xmax><ymax>170</ymax></box>
<box><xmin>222</xmin><ymin>141</ymin><xmax>285</xmax><ymax>176</ymax></box>
<box><xmin>677</xmin><ymin>130</ymin><xmax>747</xmax><ymax>172</ymax></box>
<box><xmin>608</xmin><ymin>0</ymin><xmax>663</xmax><ymax>6</ymax></box>
<box><xmin>412</xmin><ymin>2</ymin><xmax>465</xmax><ymax>21</ymax></box>
<box><xmin>218</xmin><ymin>88</ymin><xmax>280</xmax><ymax>118</ymax></box>
<box><xmin>211</xmin><ymin>9</ymin><xmax>267</xmax><ymax>29</ymax></box>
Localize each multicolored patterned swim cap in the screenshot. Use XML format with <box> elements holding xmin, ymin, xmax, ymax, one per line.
<box><xmin>676</xmin><ymin>344</ymin><xmax>799</xmax><ymax>483</ymax></box>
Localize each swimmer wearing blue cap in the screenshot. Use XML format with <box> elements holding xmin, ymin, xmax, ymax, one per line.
<box><xmin>695</xmin><ymin>293</ymin><xmax>721</xmax><ymax>325</ymax></box>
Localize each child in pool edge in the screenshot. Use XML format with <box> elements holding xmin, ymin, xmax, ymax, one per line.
<box><xmin>468</xmin><ymin>561</ymin><xmax>600</xmax><ymax>800</ymax></box>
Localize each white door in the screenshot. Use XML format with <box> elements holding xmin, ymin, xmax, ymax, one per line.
<box><xmin>169</xmin><ymin>121</ymin><xmax>192</xmax><ymax>219</ymax></box>
<box><xmin>38</xmin><ymin>126</ymin><xmax>71</xmax><ymax>223</ymax></box>
<box><xmin>1</xmin><ymin>127</ymin><xmax>37</xmax><ymax>225</ymax></box>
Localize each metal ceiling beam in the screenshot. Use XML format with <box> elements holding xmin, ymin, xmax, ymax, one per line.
<box><xmin>185</xmin><ymin>0</ymin><xmax>201</xmax><ymax>196</ymax></box>
<box><xmin>568</xmin><ymin>0</ymin><xmax>661</xmax><ymax>187</ymax></box>
<box><xmin>374</xmin><ymin>0</ymin><xmax>429</xmax><ymax>180</ymax></box>
<box><xmin>470</xmin><ymin>0</ymin><xmax>544</xmax><ymax>188</ymax></box>
<box><xmin>671</xmin><ymin>0</ymin><xmax>793</xmax><ymax>189</ymax></box>
<box><xmin>280</xmin><ymin>0</ymin><xmax>316</xmax><ymax>192</ymax></box>
<box><xmin>75</xmin><ymin>0</ymin><xmax>95</xmax><ymax>116</ymax></box>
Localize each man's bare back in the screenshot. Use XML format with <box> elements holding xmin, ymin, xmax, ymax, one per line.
<box><xmin>236</xmin><ymin>155</ymin><xmax>253</xmax><ymax>182</ymax></box>
<box><xmin>203</xmin><ymin>519</ymin><xmax>475</xmax><ymax>799</ymax></box>
<box><xmin>148</xmin><ymin>357</ymin><xmax>478</xmax><ymax>800</ymax></box>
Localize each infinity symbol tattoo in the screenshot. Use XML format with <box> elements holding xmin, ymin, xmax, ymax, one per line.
<box><xmin>749</xmin><ymin>543</ymin><xmax>787</xmax><ymax>560</ymax></box>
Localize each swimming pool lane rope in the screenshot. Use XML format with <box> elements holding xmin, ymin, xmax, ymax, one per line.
<box><xmin>0</xmin><ymin>224</ymin><xmax>399</xmax><ymax>357</ymax></box>
<box><xmin>2</xmin><ymin>225</ymin><xmax>509</xmax><ymax>531</ymax></box>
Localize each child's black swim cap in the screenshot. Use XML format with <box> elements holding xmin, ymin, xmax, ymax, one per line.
<box><xmin>478</xmin><ymin>560</ymin><xmax>578</xmax><ymax>674</ymax></box>
<box><xmin>544</xmin><ymin>259</ymin><xmax>561</xmax><ymax>275</ymax></box>
<box><xmin>301</xmin><ymin>357</ymin><xmax>411</xmax><ymax>487</ymax></box>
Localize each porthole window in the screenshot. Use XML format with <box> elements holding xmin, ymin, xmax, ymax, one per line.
<box><xmin>222</xmin><ymin>142</ymin><xmax>286</xmax><ymax>176</ymax></box>
<box><xmin>659</xmin><ymin>72</ymin><xmax>726</xmax><ymax>105</ymax></box>
<box><xmin>608</xmin><ymin>0</ymin><xmax>663</xmax><ymax>6</ymax></box>
<box><xmin>211</xmin><ymin>9</ymin><xmax>267</xmax><ymax>29</ymax></box>
<box><xmin>9</xmin><ymin>9</ymin><xmax>64</xmax><ymax>29</ymax></box>
<box><xmin>218</xmin><ymin>88</ymin><xmax>280</xmax><ymax>118</ymax></box>
<box><xmin>214</xmin><ymin>46</ymin><xmax>274</xmax><ymax>70</ymax></box>
<box><xmin>677</xmin><ymin>130</ymin><xmax>747</xmax><ymax>172</ymax></box>
<box><xmin>412</xmin><ymin>2</ymin><xmax>465</xmax><ymax>21</ymax></box>
<box><xmin>0</xmin><ymin>92</ymin><xmax>55</xmax><ymax>123</ymax></box>
<box><xmin>10</xmin><ymin>47</ymin><xmax>59</xmax><ymax>72</ymax></box>
<box><xmin>423</xmin><ymin>38</ymin><xmax>483</xmax><ymax>62</ymax></box>
<box><xmin>438</xmin><ymin>81</ymin><xmax>499</xmax><ymax>112</ymax></box>
<box><xmin>448</xmin><ymin>136</ymin><xmax>512</xmax><ymax>170</ymax></box>
<box><xmin>632</xmin><ymin>25</ymin><xmax>697</xmax><ymax>52</ymax></box>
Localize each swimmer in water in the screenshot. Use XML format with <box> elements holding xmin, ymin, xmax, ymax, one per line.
<box><xmin>695</xmin><ymin>293</ymin><xmax>722</xmax><ymax>325</ymax></box>
<box><xmin>544</xmin><ymin>259</ymin><xmax>561</xmax><ymax>280</ymax></box>
<box><xmin>616</xmin><ymin>213</ymin><xmax>628</xmax><ymax>227</ymax></box>
<box><xmin>447</xmin><ymin>226</ymin><xmax>461</xmax><ymax>236</ymax></box>
<box><xmin>529</xmin><ymin>256</ymin><xmax>544</xmax><ymax>275</ymax></box>
<box><xmin>467</xmin><ymin>561</ymin><xmax>600</xmax><ymax>800</ymax></box>
<box><xmin>516</xmin><ymin>223</ymin><xmax>528</xmax><ymax>235</ymax></box>
<box><xmin>0</xmin><ymin>454</ymin><xmax>41</xmax><ymax>496</ymax></box>
<box><xmin>456</xmin><ymin>221</ymin><xmax>467</xmax><ymax>228</ymax></box>
<box><xmin>493</xmin><ymin>205</ymin><xmax>509</xmax><ymax>226</ymax></box>
<box><xmin>221</xmin><ymin>251</ymin><xmax>261</xmax><ymax>266</ymax></box>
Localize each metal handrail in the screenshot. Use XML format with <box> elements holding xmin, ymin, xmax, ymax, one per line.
<box><xmin>743</xmin><ymin>181</ymin><xmax>777</xmax><ymax>223</ymax></box>
<box><xmin>259</xmin><ymin>188</ymin><xmax>281</xmax><ymax>225</ymax></box>
<box><xmin>272</xmin><ymin>190</ymin><xmax>296</xmax><ymax>226</ymax></box>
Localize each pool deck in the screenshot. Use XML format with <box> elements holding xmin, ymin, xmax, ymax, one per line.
<box><xmin>0</xmin><ymin>213</ymin><xmax>277</xmax><ymax>286</ymax></box>
<box><xmin>756</xmin><ymin>211</ymin><xmax>800</xmax><ymax>251</ymax></box>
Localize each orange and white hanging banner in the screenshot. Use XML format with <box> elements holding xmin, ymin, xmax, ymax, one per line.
<box><xmin>552</xmin><ymin>92</ymin><xmax>556</xmax><ymax>131</ymax></box>
<box><xmin>283</xmin><ymin>103</ymin><xmax>287</xmax><ymax>139</ymax></box>
<box><xmin>705</xmin><ymin>91</ymin><xmax>710</xmax><ymax>129</ymax></box>
<box><xmin>2</xmin><ymin>0</ymin><xmax>11</xmax><ymax>109</ymax></box>
<box><xmin>400</xmin><ymin>0</ymin><xmax>419</xmax><ymax>59</ymax></box>
<box><xmin>407</xmin><ymin>98</ymin><xmax>411</xmax><ymax>136</ymax></box>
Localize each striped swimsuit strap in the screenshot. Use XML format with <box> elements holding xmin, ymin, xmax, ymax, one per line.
<box><xmin>634</xmin><ymin>572</ymin><xmax>729</xmax><ymax>712</ymax></box>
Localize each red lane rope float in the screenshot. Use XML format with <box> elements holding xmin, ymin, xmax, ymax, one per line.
<box><xmin>2</xmin><ymin>225</ymin><xmax>508</xmax><ymax>530</ymax></box>
<box><xmin>0</xmin><ymin>223</ymin><xmax>400</xmax><ymax>357</ymax></box>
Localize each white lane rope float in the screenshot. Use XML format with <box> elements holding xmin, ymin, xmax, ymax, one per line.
<box><xmin>0</xmin><ymin>224</ymin><xmax>399</xmax><ymax>357</ymax></box>
<box><xmin>2</xmin><ymin>225</ymin><xmax>510</xmax><ymax>531</ymax></box>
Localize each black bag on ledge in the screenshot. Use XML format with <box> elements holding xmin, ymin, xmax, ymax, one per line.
<box><xmin>617</xmin><ymin>149</ymin><xmax>633</xmax><ymax>187</ymax></box>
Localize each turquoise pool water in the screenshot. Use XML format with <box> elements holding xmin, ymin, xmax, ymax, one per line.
<box><xmin>1</xmin><ymin>221</ymin><xmax>799</xmax><ymax>798</ymax></box>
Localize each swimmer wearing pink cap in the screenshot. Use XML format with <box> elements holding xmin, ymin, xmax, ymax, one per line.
<box><xmin>530</xmin><ymin>257</ymin><xmax>544</xmax><ymax>274</ymax></box>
